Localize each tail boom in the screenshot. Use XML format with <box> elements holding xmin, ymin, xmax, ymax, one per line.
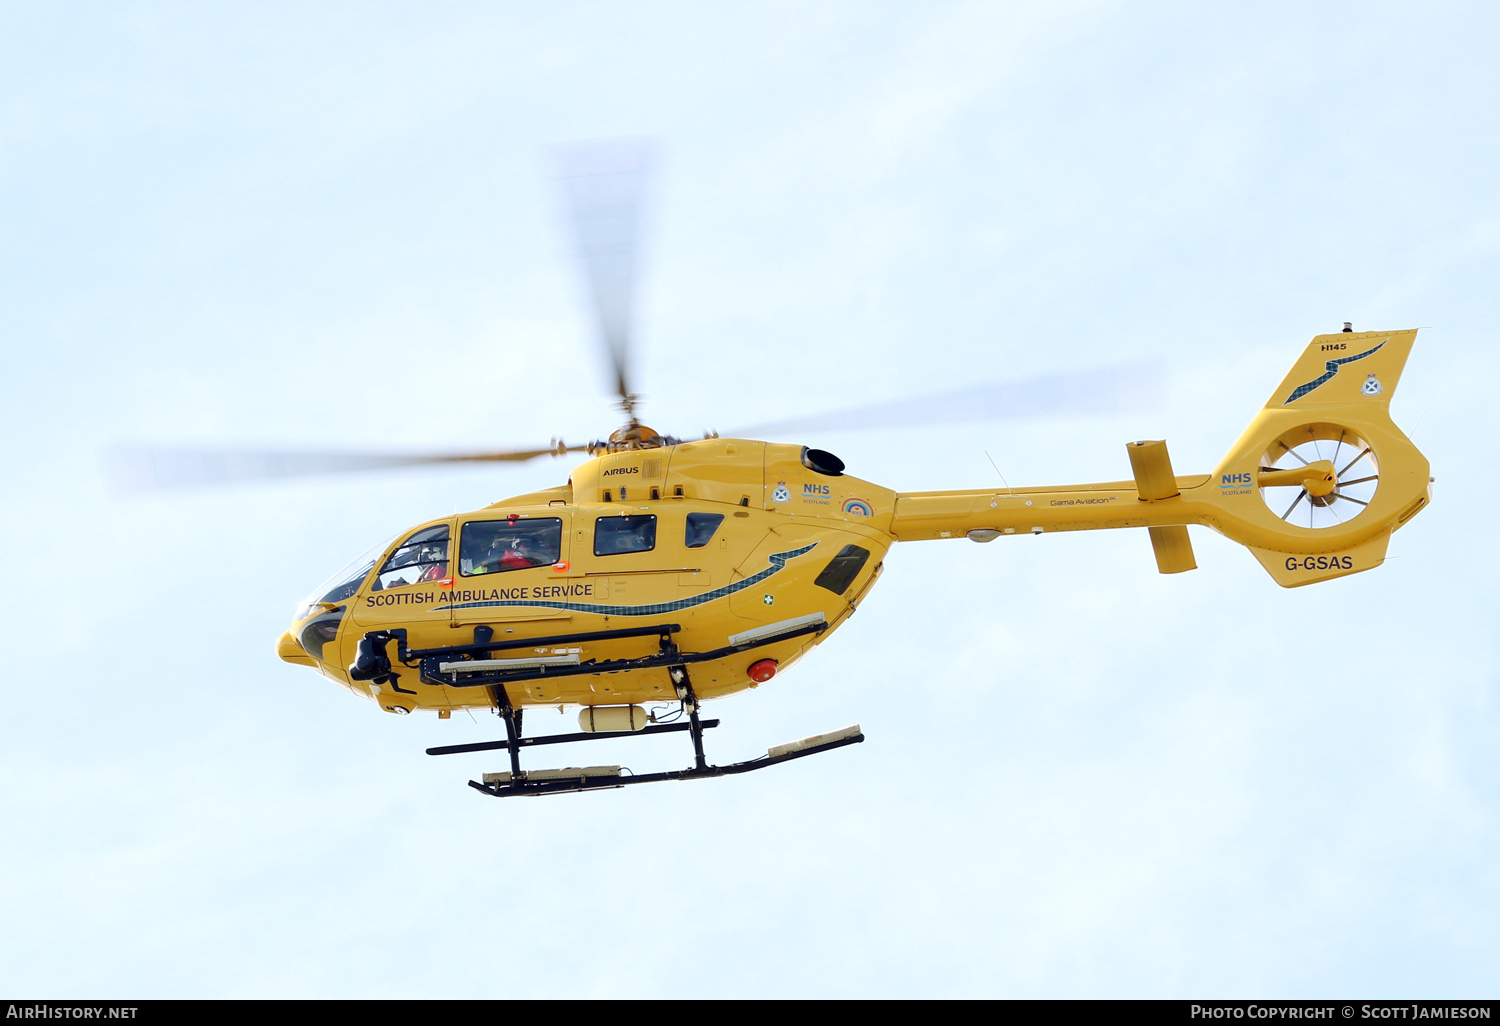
<box><xmin>889</xmin><ymin>329</ymin><xmax>1431</xmax><ymax>587</ymax></box>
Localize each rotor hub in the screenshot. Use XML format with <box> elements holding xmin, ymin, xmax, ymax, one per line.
<box><xmin>590</xmin><ymin>420</ymin><xmax>672</xmax><ymax>455</ymax></box>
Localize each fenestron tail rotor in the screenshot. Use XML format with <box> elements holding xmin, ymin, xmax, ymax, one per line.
<box><xmin>1257</xmin><ymin>426</ymin><xmax>1380</xmax><ymax>530</ymax></box>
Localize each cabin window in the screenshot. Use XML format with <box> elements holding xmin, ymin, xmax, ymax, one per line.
<box><xmin>813</xmin><ymin>544</ymin><xmax>870</xmax><ymax>596</ymax></box>
<box><xmin>594</xmin><ymin>514</ymin><xmax>657</xmax><ymax>556</ymax></box>
<box><xmin>459</xmin><ymin>518</ymin><xmax>562</xmax><ymax>576</ymax></box>
<box><xmin>684</xmin><ymin>512</ymin><xmax>725</xmax><ymax>549</ymax></box>
<box><xmin>373</xmin><ymin>525</ymin><xmax>450</xmax><ymax>591</ymax></box>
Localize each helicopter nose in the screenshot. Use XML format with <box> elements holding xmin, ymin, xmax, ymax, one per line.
<box><xmin>276</xmin><ymin>631</ymin><xmax>315</xmax><ymax>667</ymax></box>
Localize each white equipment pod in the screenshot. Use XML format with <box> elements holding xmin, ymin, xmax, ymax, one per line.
<box><xmin>483</xmin><ymin>766</ymin><xmax>621</xmax><ymax>784</ymax></box>
<box><xmin>578</xmin><ymin>705</ymin><xmax>650</xmax><ymax>733</ymax></box>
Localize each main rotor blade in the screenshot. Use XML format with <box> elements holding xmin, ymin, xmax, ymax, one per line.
<box><xmin>725</xmin><ymin>363</ymin><xmax>1165</xmax><ymax>439</ymax></box>
<box><xmin>554</xmin><ymin>138</ymin><xmax>654</xmax><ymax>415</ymax></box>
<box><xmin>105</xmin><ymin>443</ymin><xmax>585</xmax><ymax>492</ymax></box>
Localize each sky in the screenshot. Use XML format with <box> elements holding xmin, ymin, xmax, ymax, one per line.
<box><xmin>2</xmin><ymin>0</ymin><xmax>1497</xmax><ymax>998</ymax></box>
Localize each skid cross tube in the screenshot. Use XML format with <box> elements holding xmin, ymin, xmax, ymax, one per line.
<box><xmin>425</xmin><ymin>719</ymin><xmax>721</xmax><ymax>757</ymax></box>
<box><xmin>493</xmin><ymin>682</ymin><xmax>524</xmax><ymax>777</ymax></box>
<box><xmin>673</xmin><ymin>666</ymin><xmax>709</xmax><ymax>771</ymax></box>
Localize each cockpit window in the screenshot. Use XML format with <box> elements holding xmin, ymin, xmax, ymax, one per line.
<box><xmin>373</xmin><ymin>525</ymin><xmax>450</xmax><ymax>591</ymax></box>
<box><xmin>684</xmin><ymin>512</ymin><xmax>724</xmax><ymax>548</ymax></box>
<box><xmin>595</xmin><ymin>514</ymin><xmax>657</xmax><ymax>555</ymax></box>
<box><xmin>460</xmin><ymin>518</ymin><xmax>562</xmax><ymax>576</ymax></box>
<box><xmin>296</xmin><ymin>532</ymin><xmax>398</xmax><ymax>619</ymax></box>
<box><xmin>317</xmin><ymin>563</ymin><xmax>374</xmax><ymax>605</ymax></box>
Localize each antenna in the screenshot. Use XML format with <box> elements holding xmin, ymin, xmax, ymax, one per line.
<box><xmin>984</xmin><ymin>450</ymin><xmax>1013</xmax><ymax>495</ymax></box>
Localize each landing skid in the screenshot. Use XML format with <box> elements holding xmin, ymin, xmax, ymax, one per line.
<box><xmin>467</xmin><ymin>724</ymin><xmax>864</xmax><ymax>797</ymax></box>
<box><xmin>426</xmin><ymin>666</ymin><xmax>863</xmax><ymax>798</ymax></box>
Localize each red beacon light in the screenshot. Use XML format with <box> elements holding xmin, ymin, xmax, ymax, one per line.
<box><xmin>747</xmin><ymin>659</ymin><xmax>778</xmax><ymax>683</ymax></box>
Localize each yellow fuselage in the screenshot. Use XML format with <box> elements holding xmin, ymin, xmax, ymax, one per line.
<box><xmin>279</xmin><ymin>440</ymin><xmax>898</xmax><ymax>714</ymax></box>
<box><xmin>276</xmin><ymin>329</ymin><xmax>1433</xmax><ymax>716</ymax></box>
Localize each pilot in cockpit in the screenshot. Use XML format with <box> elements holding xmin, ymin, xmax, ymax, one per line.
<box><xmin>416</xmin><ymin>541</ymin><xmax>448</xmax><ymax>582</ymax></box>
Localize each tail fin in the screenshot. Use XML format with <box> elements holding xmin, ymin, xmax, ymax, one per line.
<box><xmin>1264</xmin><ymin>330</ymin><xmax>1415</xmax><ymax>410</ymax></box>
<box><xmin>1211</xmin><ymin>329</ymin><xmax>1431</xmax><ymax>586</ymax></box>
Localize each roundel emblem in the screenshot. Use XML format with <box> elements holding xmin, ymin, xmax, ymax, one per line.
<box><xmin>1361</xmin><ymin>374</ymin><xmax>1383</xmax><ymax>397</ymax></box>
<box><xmin>772</xmin><ymin>482</ymin><xmax>790</xmax><ymax>503</ymax></box>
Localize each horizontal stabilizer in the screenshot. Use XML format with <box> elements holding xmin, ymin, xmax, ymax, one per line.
<box><xmin>1148</xmin><ymin>526</ymin><xmax>1197</xmax><ymax>574</ymax></box>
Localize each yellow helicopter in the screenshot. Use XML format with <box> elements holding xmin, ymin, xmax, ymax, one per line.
<box><xmin>181</xmin><ymin>145</ymin><xmax>1437</xmax><ymax>797</ymax></box>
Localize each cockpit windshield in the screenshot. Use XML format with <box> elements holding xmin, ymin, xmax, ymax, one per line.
<box><xmin>373</xmin><ymin>525</ymin><xmax>450</xmax><ymax>591</ymax></box>
<box><xmin>295</xmin><ymin>533</ymin><xmax>398</xmax><ymax>620</ymax></box>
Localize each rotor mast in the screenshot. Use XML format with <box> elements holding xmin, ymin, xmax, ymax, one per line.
<box><xmin>555</xmin><ymin>139</ymin><xmax>664</xmax><ymax>457</ymax></box>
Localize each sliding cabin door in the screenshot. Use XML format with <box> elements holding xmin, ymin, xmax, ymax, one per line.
<box><xmin>448</xmin><ymin>512</ymin><xmax>576</xmax><ymax>633</ymax></box>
